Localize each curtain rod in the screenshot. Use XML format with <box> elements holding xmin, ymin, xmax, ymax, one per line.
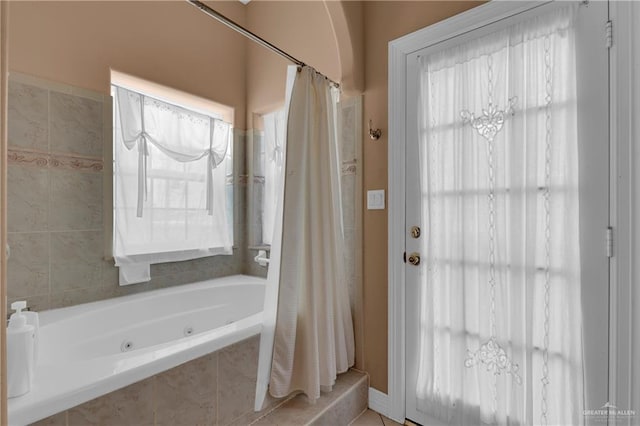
<box><xmin>186</xmin><ymin>0</ymin><xmax>340</xmax><ymax>88</ymax></box>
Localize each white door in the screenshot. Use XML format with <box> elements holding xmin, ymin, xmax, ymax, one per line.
<box><xmin>405</xmin><ymin>2</ymin><xmax>609</xmax><ymax>425</ymax></box>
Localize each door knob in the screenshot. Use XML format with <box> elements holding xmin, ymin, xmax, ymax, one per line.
<box><xmin>408</xmin><ymin>252</ymin><xmax>421</xmax><ymax>266</ymax></box>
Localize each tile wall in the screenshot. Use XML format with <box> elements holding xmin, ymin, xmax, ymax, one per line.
<box><xmin>6</xmin><ymin>74</ymin><xmax>247</xmax><ymax>312</ymax></box>
<box><xmin>338</xmin><ymin>98</ymin><xmax>362</xmax><ymax>320</ymax></box>
<box><xmin>338</xmin><ymin>97</ymin><xmax>364</xmax><ymax>368</ymax></box>
<box><xmin>246</xmin><ymin>129</ymin><xmax>268</xmax><ymax>279</ymax></box>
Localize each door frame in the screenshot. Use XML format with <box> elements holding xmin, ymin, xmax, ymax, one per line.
<box><xmin>386</xmin><ymin>0</ymin><xmax>628</xmax><ymax>422</ymax></box>
<box><xmin>608</xmin><ymin>1</ymin><xmax>638</xmax><ymax>419</ymax></box>
<box><xmin>0</xmin><ymin>1</ymin><xmax>8</xmax><ymax>424</ymax></box>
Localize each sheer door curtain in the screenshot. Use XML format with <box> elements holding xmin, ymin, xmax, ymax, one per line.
<box><xmin>416</xmin><ymin>7</ymin><xmax>582</xmax><ymax>426</ymax></box>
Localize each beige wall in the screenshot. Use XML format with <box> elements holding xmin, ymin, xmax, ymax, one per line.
<box><xmin>361</xmin><ymin>0</ymin><xmax>483</xmax><ymax>393</ymax></box>
<box><xmin>8</xmin><ymin>0</ymin><xmax>247</xmax><ymax>128</ymax></box>
<box><xmin>240</xmin><ymin>0</ymin><xmax>485</xmax><ymax>394</ymax></box>
<box><xmin>244</xmin><ymin>0</ymin><xmax>367</xmax><ymax>372</ymax></box>
<box><xmin>246</xmin><ymin>0</ymin><xmax>340</xmax><ymax>125</ymax></box>
<box><xmin>326</xmin><ymin>0</ymin><xmax>364</xmax><ymax>96</ymax></box>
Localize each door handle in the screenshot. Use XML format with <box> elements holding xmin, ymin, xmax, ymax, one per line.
<box><xmin>408</xmin><ymin>252</ymin><xmax>421</xmax><ymax>266</ymax></box>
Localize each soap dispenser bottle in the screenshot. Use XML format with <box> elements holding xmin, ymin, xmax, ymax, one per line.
<box><xmin>7</xmin><ymin>301</ymin><xmax>35</xmax><ymax>398</ymax></box>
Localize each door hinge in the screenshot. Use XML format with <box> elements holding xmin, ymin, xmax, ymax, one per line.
<box><xmin>605</xmin><ymin>20</ymin><xmax>613</xmax><ymax>49</ymax></box>
<box><xmin>606</xmin><ymin>227</ymin><xmax>614</xmax><ymax>258</ymax></box>
<box><xmin>403</xmin><ymin>251</ymin><xmax>407</xmax><ymax>263</ymax></box>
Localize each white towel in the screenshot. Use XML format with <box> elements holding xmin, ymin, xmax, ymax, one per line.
<box><xmin>119</xmin><ymin>263</ymin><xmax>151</xmax><ymax>286</ymax></box>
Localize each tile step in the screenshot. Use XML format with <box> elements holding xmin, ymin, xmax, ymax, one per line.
<box><xmin>249</xmin><ymin>369</ymin><xmax>368</xmax><ymax>426</ymax></box>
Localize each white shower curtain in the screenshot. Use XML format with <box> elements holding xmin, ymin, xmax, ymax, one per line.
<box><xmin>255</xmin><ymin>66</ymin><xmax>297</xmax><ymax>412</ymax></box>
<box><xmin>267</xmin><ymin>66</ymin><xmax>355</xmax><ymax>401</ymax></box>
<box><xmin>415</xmin><ymin>6</ymin><xmax>583</xmax><ymax>426</ymax></box>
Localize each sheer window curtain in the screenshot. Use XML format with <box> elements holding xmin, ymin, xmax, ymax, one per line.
<box><xmin>262</xmin><ymin>108</ymin><xmax>286</xmax><ymax>245</ymax></box>
<box><xmin>415</xmin><ymin>7</ymin><xmax>582</xmax><ymax>425</ymax></box>
<box><xmin>113</xmin><ymin>86</ymin><xmax>233</xmax><ymax>285</ymax></box>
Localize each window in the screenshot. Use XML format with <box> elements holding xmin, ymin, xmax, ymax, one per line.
<box><xmin>111</xmin><ymin>74</ymin><xmax>233</xmax><ymax>285</ymax></box>
<box><xmin>259</xmin><ymin>108</ymin><xmax>286</xmax><ymax>246</ymax></box>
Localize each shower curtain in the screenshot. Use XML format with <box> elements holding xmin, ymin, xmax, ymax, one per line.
<box><xmin>262</xmin><ymin>65</ymin><xmax>355</xmax><ymax>402</ymax></box>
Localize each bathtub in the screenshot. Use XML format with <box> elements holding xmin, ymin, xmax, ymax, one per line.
<box><xmin>8</xmin><ymin>274</ymin><xmax>265</xmax><ymax>426</ymax></box>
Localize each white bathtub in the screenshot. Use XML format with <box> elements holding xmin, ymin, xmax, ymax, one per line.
<box><xmin>8</xmin><ymin>274</ymin><xmax>265</xmax><ymax>426</ymax></box>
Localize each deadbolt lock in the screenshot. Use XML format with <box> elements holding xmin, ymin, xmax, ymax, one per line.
<box><xmin>410</xmin><ymin>226</ymin><xmax>421</xmax><ymax>239</ymax></box>
<box><xmin>408</xmin><ymin>252</ymin><xmax>421</xmax><ymax>266</ymax></box>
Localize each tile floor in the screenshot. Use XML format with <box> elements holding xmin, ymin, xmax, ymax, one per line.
<box><xmin>350</xmin><ymin>409</ymin><xmax>404</xmax><ymax>426</ymax></box>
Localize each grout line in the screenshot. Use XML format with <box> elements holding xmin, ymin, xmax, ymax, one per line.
<box><xmin>215</xmin><ymin>352</ymin><xmax>219</xmax><ymax>426</ymax></box>
<box><xmin>247</xmin><ymin>392</ymin><xmax>299</xmax><ymax>425</ymax></box>
<box><xmin>47</xmin><ymin>85</ymin><xmax>51</xmax><ymax>154</ymax></box>
<box><xmin>151</xmin><ymin>372</ymin><xmax>157</xmax><ymax>426</ymax></box>
<box><xmin>379</xmin><ymin>411</ymin><xmax>387</xmax><ymax>426</ymax></box>
<box><xmin>47</xmin><ymin>89</ymin><xmax>53</xmax><ymax>311</ymax></box>
<box><xmin>10</xmin><ymin>72</ymin><xmax>106</xmax><ymax>102</ymax></box>
<box><xmin>347</xmin><ymin>407</ymin><xmax>369</xmax><ymax>426</ymax></box>
<box><xmin>6</xmin><ymin>230</ymin><xmax>49</xmax><ymax>235</ymax></box>
<box><xmin>48</xmin><ymin>228</ymin><xmax>103</xmax><ymax>234</ymax></box>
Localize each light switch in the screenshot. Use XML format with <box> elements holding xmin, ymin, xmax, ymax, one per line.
<box><xmin>367</xmin><ymin>190</ymin><xmax>385</xmax><ymax>210</ymax></box>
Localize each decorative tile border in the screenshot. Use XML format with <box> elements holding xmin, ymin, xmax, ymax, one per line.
<box><xmin>7</xmin><ymin>149</ymin><xmax>48</xmax><ymax>168</ymax></box>
<box><xmin>225</xmin><ymin>175</ymin><xmax>250</xmax><ymax>186</ymax></box>
<box><xmin>6</xmin><ymin>154</ymin><xmax>360</xmax><ymax>179</ymax></box>
<box><xmin>248</xmin><ymin>163</ymin><xmax>357</xmax><ymax>184</ymax></box>
<box><xmin>342</xmin><ymin>159</ymin><xmax>357</xmax><ymax>176</ymax></box>
<box><xmin>8</xmin><ymin>148</ymin><xmax>103</xmax><ymax>172</ymax></box>
<box><xmin>49</xmin><ymin>153</ymin><xmax>103</xmax><ymax>172</ymax></box>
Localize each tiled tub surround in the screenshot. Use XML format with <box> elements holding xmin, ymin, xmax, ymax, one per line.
<box><xmin>32</xmin><ymin>335</ymin><xmax>274</xmax><ymax>426</ymax></box>
<box><xmin>31</xmin><ymin>342</ymin><xmax>368</xmax><ymax>426</ymax></box>
<box><xmin>10</xmin><ymin>275</ymin><xmax>266</xmax><ymax>425</ymax></box>
<box><xmin>7</xmin><ymin>74</ymin><xmax>248</xmax><ymax>313</ymax></box>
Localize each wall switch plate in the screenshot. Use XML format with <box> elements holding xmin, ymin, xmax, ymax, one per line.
<box><xmin>367</xmin><ymin>189</ymin><xmax>385</xmax><ymax>210</ymax></box>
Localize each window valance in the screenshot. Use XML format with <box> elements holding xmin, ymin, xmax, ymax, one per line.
<box><xmin>114</xmin><ymin>85</ymin><xmax>231</xmax><ymax>217</ymax></box>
